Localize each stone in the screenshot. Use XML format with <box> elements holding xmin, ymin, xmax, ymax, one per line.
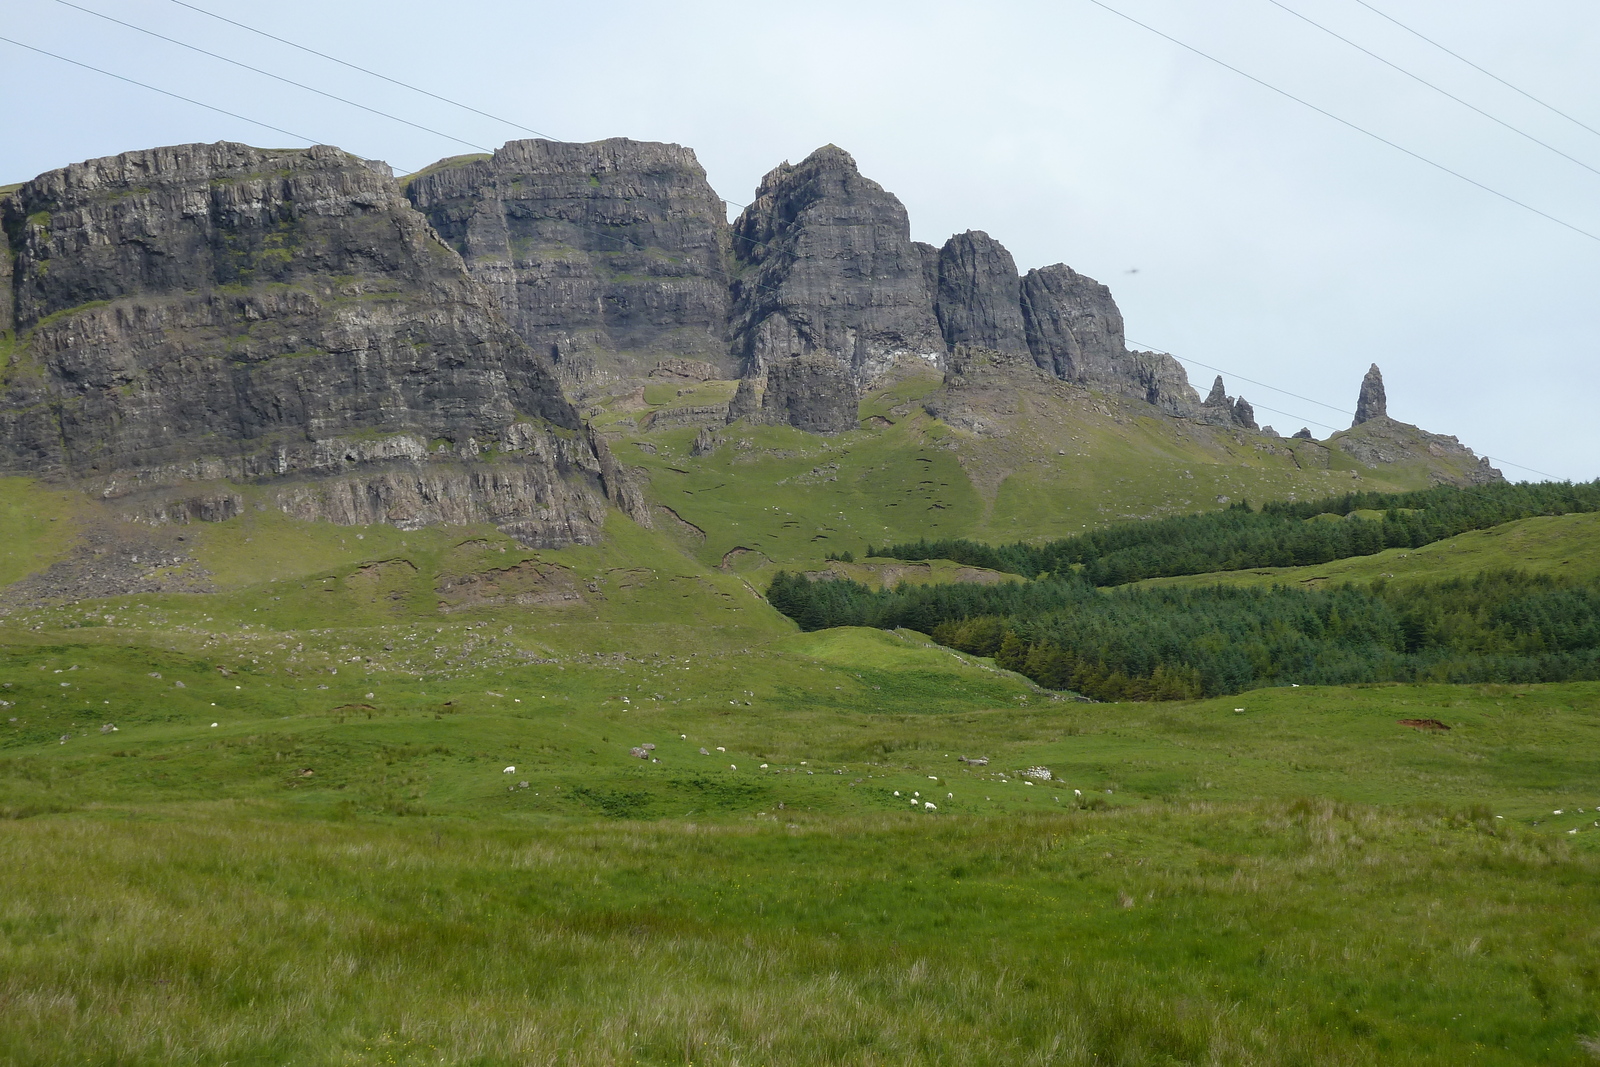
<box><xmin>1333</xmin><ymin>418</ymin><xmax>1503</xmax><ymax>486</ymax></box>
<box><xmin>757</xmin><ymin>353</ymin><xmax>859</xmax><ymax>433</ymax></box>
<box><xmin>0</xmin><ymin>141</ymin><xmax>645</xmax><ymax>544</ymax></box>
<box><xmin>1353</xmin><ymin>363</ymin><xmax>1387</xmax><ymax>425</ymax></box>
<box><xmin>1292</xmin><ymin>427</ymin><xmax>1314</xmax><ymax>440</ymax></box>
<box><xmin>727</xmin><ymin>145</ymin><xmax>944</xmax><ymax>382</ymax></box>
<box><xmin>1019</xmin><ymin>264</ymin><xmax>1126</xmax><ymax>382</ymax></box>
<box><xmin>690</xmin><ymin>427</ymin><xmax>721</xmax><ymax>456</ymax></box>
<box><xmin>405</xmin><ymin>139</ymin><xmax>735</xmax><ymax>395</ymax></box>
<box><xmin>1231</xmin><ymin>397</ymin><xmax>1259</xmax><ymax>431</ymax></box>
<box><xmin>726</xmin><ymin>375</ymin><xmax>763</xmax><ymax>424</ymax></box>
<box><xmin>650</xmin><ymin>358</ymin><xmax>717</xmax><ymax>381</ymax></box>
<box><xmin>934</xmin><ymin>230</ymin><xmax>1028</xmax><ymax>355</ymax></box>
<box><xmin>1205</xmin><ymin>376</ymin><xmax>1229</xmax><ymax>408</ymax></box>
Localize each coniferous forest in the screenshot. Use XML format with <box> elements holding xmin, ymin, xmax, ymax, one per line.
<box><xmin>772</xmin><ymin>481</ymin><xmax>1600</xmax><ymax>701</ymax></box>
<box><xmin>868</xmin><ymin>480</ymin><xmax>1600</xmax><ymax>585</ymax></box>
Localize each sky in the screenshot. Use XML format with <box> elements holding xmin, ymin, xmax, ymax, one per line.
<box><xmin>3</xmin><ymin>0</ymin><xmax>1596</xmax><ymax>480</ymax></box>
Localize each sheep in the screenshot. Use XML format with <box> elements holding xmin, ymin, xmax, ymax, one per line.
<box><xmin>503</xmin><ymin>766</ymin><xmax>516</xmax><ymax>774</ymax></box>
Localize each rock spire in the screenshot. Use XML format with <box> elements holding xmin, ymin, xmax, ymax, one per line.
<box><xmin>1353</xmin><ymin>364</ymin><xmax>1387</xmax><ymax>425</ymax></box>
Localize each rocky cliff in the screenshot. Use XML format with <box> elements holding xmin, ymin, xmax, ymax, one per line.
<box><xmin>399</xmin><ymin>140</ymin><xmax>1207</xmax><ymax>430</ymax></box>
<box><xmin>727</xmin><ymin>145</ymin><xmax>945</xmax><ymax>382</ymax></box>
<box><xmin>0</xmin><ymin>141</ymin><xmax>644</xmax><ymax>544</ymax></box>
<box><xmin>0</xmin><ymin>135</ymin><xmax>1500</xmax><ymax>529</ymax></box>
<box><xmin>404</xmin><ymin>138</ymin><xmax>734</xmax><ymax>397</ymax></box>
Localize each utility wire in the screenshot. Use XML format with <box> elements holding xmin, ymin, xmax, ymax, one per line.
<box><xmin>161</xmin><ymin>0</ymin><xmax>753</xmax><ymax>209</ymax></box>
<box><xmin>1081</xmin><ymin>0</ymin><xmax>1600</xmax><ymax>244</ymax></box>
<box><xmin>0</xmin><ymin>34</ymin><xmax>318</xmax><ymax>146</ymax></box>
<box><xmin>164</xmin><ymin>0</ymin><xmax>561</xmax><ymax>143</ymax></box>
<box><xmin>1350</xmin><ymin>0</ymin><xmax>1600</xmax><ymax>142</ymax></box>
<box><xmin>5</xmin><ymin>13</ymin><xmax>1573</xmax><ymax>481</ymax></box>
<box><xmin>1130</xmin><ymin>341</ymin><xmax>1354</xmax><ymax>416</ymax></box>
<box><xmin>53</xmin><ymin>0</ymin><xmax>491</xmax><ymax>153</ymax></box>
<box><xmin>1261</xmin><ymin>0</ymin><xmax>1600</xmax><ymax>181</ymax></box>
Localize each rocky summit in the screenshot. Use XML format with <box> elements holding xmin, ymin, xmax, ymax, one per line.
<box><xmin>0</xmin><ymin>136</ymin><xmax>1502</xmax><ymax>549</ymax></box>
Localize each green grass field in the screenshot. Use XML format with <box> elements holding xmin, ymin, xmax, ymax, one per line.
<box><xmin>2</xmin><ymin>419</ymin><xmax>1598</xmax><ymax>1062</ymax></box>
<box><xmin>4</xmin><ymin>599</ymin><xmax>1600</xmax><ymax>1063</ymax></box>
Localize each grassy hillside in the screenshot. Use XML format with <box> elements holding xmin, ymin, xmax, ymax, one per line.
<box><xmin>3</xmin><ymin>623</ymin><xmax>1598</xmax><ymax>1064</ymax></box>
<box><xmin>1138</xmin><ymin>512</ymin><xmax>1600</xmax><ymax>591</ymax></box>
<box><xmin>604</xmin><ymin>365</ymin><xmax>1480</xmax><ymax>587</ymax></box>
<box><xmin>2</xmin><ymin>373</ymin><xmax>1595</xmax><ymax>1061</ymax></box>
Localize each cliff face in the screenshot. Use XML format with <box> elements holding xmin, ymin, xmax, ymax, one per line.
<box><xmin>934</xmin><ymin>230</ymin><xmax>1028</xmax><ymax>355</ymax></box>
<box><xmin>403</xmin><ymin>139</ymin><xmax>1205</xmax><ymax>426</ymax></box>
<box><xmin>728</xmin><ymin>146</ymin><xmax>945</xmax><ymax>382</ymax></box>
<box><xmin>0</xmin><ymin>135</ymin><xmax>1497</xmax><ymax>529</ymax></box>
<box><xmin>0</xmin><ymin>141</ymin><xmax>643</xmax><ymax>545</ymax></box>
<box><xmin>405</xmin><ymin>138</ymin><xmax>734</xmax><ymax>397</ymax></box>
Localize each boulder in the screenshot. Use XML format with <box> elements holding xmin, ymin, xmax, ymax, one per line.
<box><xmin>747</xmin><ymin>353</ymin><xmax>859</xmax><ymax>434</ymax></box>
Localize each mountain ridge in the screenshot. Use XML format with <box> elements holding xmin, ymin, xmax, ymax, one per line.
<box><xmin>0</xmin><ymin>135</ymin><xmax>1500</xmax><ymax>562</ymax></box>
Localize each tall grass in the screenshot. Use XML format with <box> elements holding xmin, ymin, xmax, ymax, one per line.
<box><xmin>2</xmin><ymin>801</ymin><xmax>1596</xmax><ymax>1065</ymax></box>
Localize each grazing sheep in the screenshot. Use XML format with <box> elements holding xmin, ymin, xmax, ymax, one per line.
<box><xmin>924</xmin><ymin>802</ymin><xmax>936</xmax><ymax>811</ymax></box>
<box><xmin>503</xmin><ymin>766</ymin><xmax>516</xmax><ymax>774</ymax></box>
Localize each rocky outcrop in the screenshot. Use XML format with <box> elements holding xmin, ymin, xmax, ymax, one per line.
<box><xmin>727</xmin><ymin>352</ymin><xmax>858</xmax><ymax>433</ymax></box>
<box><xmin>727</xmin><ymin>146</ymin><xmax>944</xmax><ymax>382</ymax></box>
<box><xmin>1196</xmin><ymin>375</ymin><xmax>1258</xmax><ymax>429</ymax></box>
<box><xmin>934</xmin><ymin>231</ymin><xmax>1028</xmax><ymax>354</ymax></box>
<box><xmin>649</xmin><ymin>358</ymin><xmax>717</xmax><ymax>381</ymax></box>
<box><xmin>0</xmin><ymin>141</ymin><xmax>646</xmax><ymax>544</ymax></box>
<box><xmin>1353</xmin><ymin>363</ymin><xmax>1387</xmax><ymax>425</ymax></box>
<box><xmin>1019</xmin><ymin>264</ymin><xmax>1126</xmax><ymax>382</ymax></box>
<box><xmin>1204</xmin><ymin>376</ymin><xmax>1228</xmax><ymax>408</ymax></box>
<box><xmin>1331</xmin><ymin>418</ymin><xmax>1502</xmax><ymax>486</ymax></box>
<box><xmin>405</xmin><ymin>138</ymin><xmax>734</xmax><ymax>395</ymax></box>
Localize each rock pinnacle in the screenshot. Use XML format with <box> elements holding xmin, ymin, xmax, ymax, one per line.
<box><xmin>1353</xmin><ymin>364</ymin><xmax>1387</xmax><ymax>426</ymax></box>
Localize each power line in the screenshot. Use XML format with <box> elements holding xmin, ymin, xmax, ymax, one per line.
<box><xmin>164</xmin><ymin>0</ymin><xmax>561</xmax><ymax>143</ymax></box>
<box><xmin>5</xmin><ymin>10</ymin><xmax>1576</xmax><ymax>482</ymax></box>
<box><xmin>1131</xmin><ymin>341</ymin><xmax>1353</xmax><ymax>417</ymax></box>
<box><xmin>1350</xmin><ymin>0</ymin><xmax>1600</xmax><ymax>142</ymax></box>
<box><xmin>1081</xmin><ymin>0</ymin><xmax>1600</xmax><ymax>244</ymax></box>
<box><xmin>160</xmin><ymin>0</ymin><xmax>753</xmax><ymax>209</ymax></box>
<box><xmin>1261</xmin><ymin>0</ymin><xmax>1600</xmax><ymax>181</ymax></box>
<box><xmin>0</xmin><ymin>34</ymin><xmax>318</xmax><ymax>146</ymax></box>
<box><xmin>52</xmin><ymin>0</ymin><xmax>491</xmax><ymax>154</ymax></box>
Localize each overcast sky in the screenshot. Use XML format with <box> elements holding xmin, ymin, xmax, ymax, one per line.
<box><xmin>4</xmin><ymin>0</ymin><xmax>1596</xmax><ymax>480</ymax></box>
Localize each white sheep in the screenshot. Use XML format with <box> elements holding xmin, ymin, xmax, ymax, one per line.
<box><xmin>504</xmin><ymin>766</ymin><xmax>515</xmax><ymax>774</ymax></box>
<box><xmin>924</xmin><ymin>802</ymin><xmax>936</xmax><ymax>811</ymax></box>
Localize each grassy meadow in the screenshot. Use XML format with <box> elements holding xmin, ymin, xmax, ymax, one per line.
<box><xmin>2</xmin><ymin>427</ymin><xmax>1600</xmax><ymax>1064</ymax></box>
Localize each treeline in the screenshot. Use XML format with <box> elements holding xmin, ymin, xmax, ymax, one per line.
<box><xmin>868</xmin><ymin>480</ymin><xmax>1600</xmax><ymax>586</ymax></box>
<box><xmin>765</xmin><ymin>569</ymin><xmax>1600</xmax><ymax>702</ymax></box>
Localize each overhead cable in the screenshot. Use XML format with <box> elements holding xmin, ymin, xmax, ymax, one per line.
<box><xmin>1350</xmin><ymin>0</ymin><xmax>1600</xmax><ymax>141</ymax></box>
<box><xmin>1081</xmin><ymin>0</ymin><xmax>1600</xmax><ymax>244</ymax></box>
<box><xmin>52</xmin><ymin>0</ymin><xmax>492</xmax><ymax>153</ymax></box>
<box><xmin>1261</xmin><ymin>0</ymin><xmax>1600</xmax><ymax>181</ymax></box>
<box><xmin>0</xmin><ymin>34</ymin><xmax>318</xmax><ymax>146</ymax></box>
<box><xmin>164</xmin><ymin>0</ymin><xmax>561</xmax><ymax>143</ymax></box>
